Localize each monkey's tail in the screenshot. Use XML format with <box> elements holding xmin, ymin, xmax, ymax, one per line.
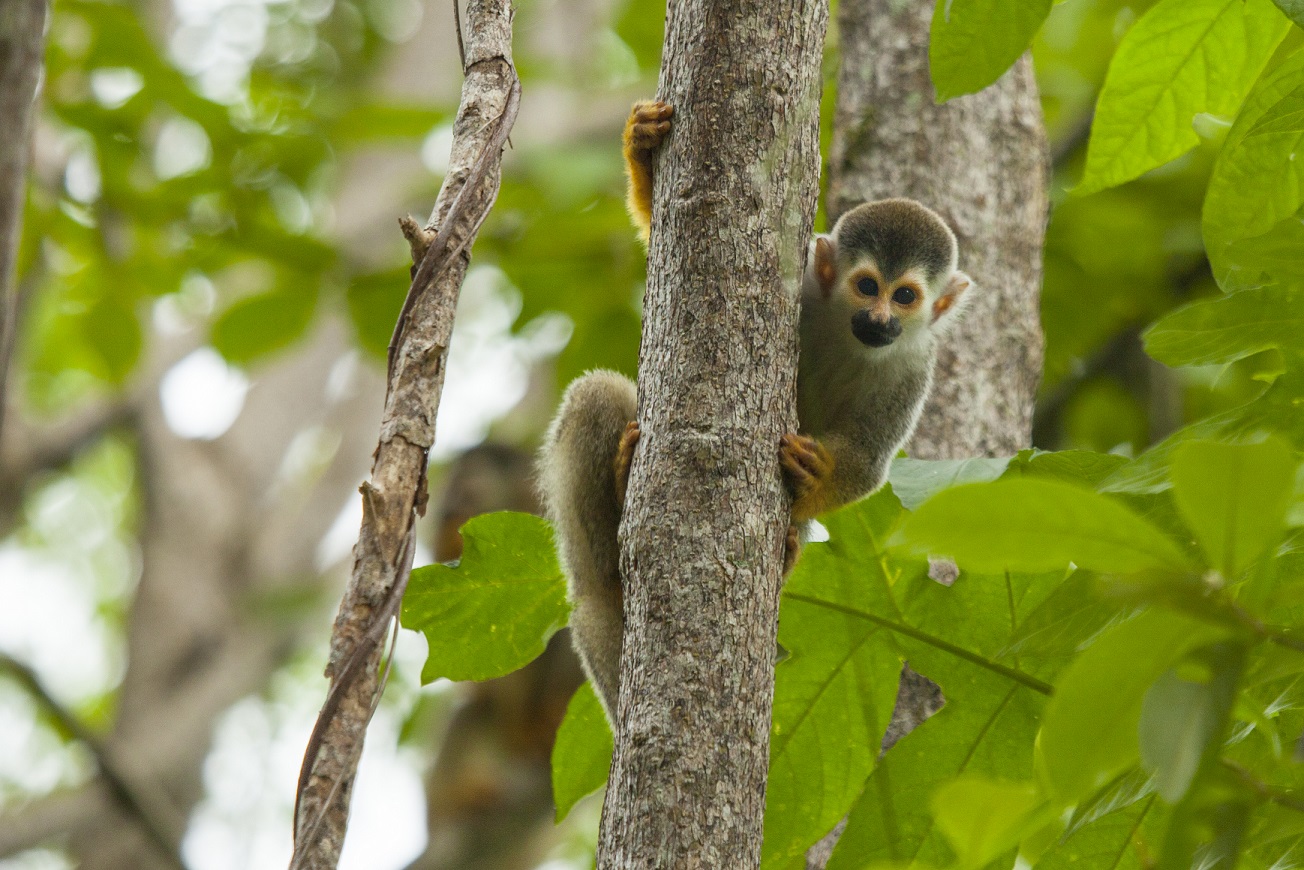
<box><xmin>536</xmin><ymin>370</ymin><xmax>637</xmax><ymax>724</ymax></box>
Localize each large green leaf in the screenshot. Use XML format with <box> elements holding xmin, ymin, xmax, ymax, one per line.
<box><xmin>1204</xmin><ymin>48</ymin><xmax>1304</xmax><ymax>290</ymax></box>
<box><xmin>1139</xmin><ymin>655</ymin><xmax>1227</xmax><ymax>802</ymax></box>
<box><xmin>1271</xmin><ymin>0</ymin><xmax>1304</xmax><ymax>27</ymax></box>
<box><xmin>401</xmin><ymin>512</ymin><xmax>569</xmax><ymax>684</ymax></box>
<box><xmin>769</xmin><ymin>492</ymin><xmax>1057</xmax><ymax>868</ymax></box>
<box><xmin>762</xmin><ymin>494</ymin><xmax>908</xmax><ymax>869</ymax></box>
<box><xmin>1002</xmin><ymin>450</ymin><xmax>1130</xmax><ymax>488</ymax></box>
<box><xmin>930</xmin><ymin>0</ymin><xmax>1053</xmax><ymax>102</ymax></box>
<box><xmin>1078</xmin><ymin>0</ymin><xmax>1289</xmax><ymax>195</ymax></box>
<box><xmin>1036</xmin><ymin>787</ymin><xmax>1166</xmax><ymax>870</ymax></box>
<box><xmin>1037</xmin><ymin>610</ymin><xmax>1229</xmax><ymax>802</ymax></box>
<box><xmin>828</xmin><ymin>643</ymin><xmax>1048</xmax><ymax>868</ymax></box>
<box><xmin>931</xmin><ymin>777</ymin><xmax>1048</xmax><ymax>869</ymax></box>
<box><xmin>1144</xmin><ymin>285</ymin><xmax>1304</xmax><ymax>367</ymax></box>
<box><xmin>551</xmin><ymin>682</ymin><xmax>613</xmax><ymax>821</ymax></box>
<box><xmin>895</xmin><ymin>479</ymin><xmax>1194</xmax><ymax>574</ymax></box>
<box><xmin>889</xmin><ymin>457</ymin><xmax>1011</xmax><ymax>510</ymax></box>
<box><xmin>1170</xmin><ymin>438</ymin><xmax>1297</xmax><ymax>578</ymax></box>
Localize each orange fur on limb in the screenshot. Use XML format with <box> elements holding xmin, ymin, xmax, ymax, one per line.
<box><xmin>622</xmin><ymin>100</ymin><xmax>673</xmax><ymax>244</ymax></box>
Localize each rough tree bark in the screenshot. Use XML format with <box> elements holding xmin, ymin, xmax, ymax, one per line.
<box><xmin>808</xmin><ymin>0</ymin><xmax>1048</xmax><ymax>865</ymax></box>
<box><xmin>597</xmin><ymin>2</ymin><xmax>828</xmax><ymax>867</ymax></box>
<box><xmin>0</xmin><ymin>0</ymin><xmax>48</xmax><ymax>439</ymax></box>
<box><xmin>289</xmin><ymin>1</ymin><xmax>519</xmax><ymax>867</ymax></box>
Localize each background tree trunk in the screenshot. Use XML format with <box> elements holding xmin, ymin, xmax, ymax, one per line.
<box><xmin>829</xmin><ymin>2</ymin><xmax>1048</xmax><ymax>459</ymax></box>
<box><xmin>808</xmin><ymin>0</ymin><xmax>1048</xmax><ymax>865</ymax></box>
<box><xmin>597</xmin><ymin>1</ymin><xmax>828</xmax><ymax>867</ymax></box>
<box><xmin>0</xmin><ymin>0</ymin><xmax>48</xmax><ymax>438</ymax></box>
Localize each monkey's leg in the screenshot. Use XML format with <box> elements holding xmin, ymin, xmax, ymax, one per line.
<box><xmin>612</xmin><ymin>421</ymin><xmax>640</xmax><ymax>505</ymax></box>
<box><xmin>783</xmin><ymin>523</ymin><xmax>801</xmax><ymax>575</ymax></box>
<box><xmin>623</xmin><ymin>100</ymin><xmax>673</xmax><ymax>242</ymax></box>
<box><xmin>537</xmin><ymin>371</ymin><xmax>638</xmax><ymax>727</ymax></box>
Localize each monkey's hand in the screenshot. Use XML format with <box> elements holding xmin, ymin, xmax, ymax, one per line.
<box><xmin>781</xmin><ymin>433</ymin><xmax>835</xmax><ymax>523</ymax></box>
<box><xmin>623</xmin><ymin>100</ymin><xmax>673</xmax><ymax>243</ymax></box>
<box><xmin>613</xmin><ymin>421</ymin><xmax>640</xmax><ymax>506</ymax></box>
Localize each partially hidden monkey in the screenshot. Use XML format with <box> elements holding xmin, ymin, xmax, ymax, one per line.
<box><xmin>537</xmin><ymin>100</ymin><xmax>973</xmax><ymax>728</ymax></box>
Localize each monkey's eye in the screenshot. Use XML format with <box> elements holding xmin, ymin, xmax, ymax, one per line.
<box><xmin>855</xmin><ymin>277</ymin><xmax>879</xmax><ymax>297</ymax></box>
<box><xmin>892</xmin><ymin>286</ymin><xmax>917</xmax><ymax>305</ymax></box>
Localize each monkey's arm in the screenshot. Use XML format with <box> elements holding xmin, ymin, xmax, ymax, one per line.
<box><xmin>622</xmin><ymin>100</ymin><xmax>673</xmax><ymax>243</ymax></box>
<box><xmin>782</xmin><ymin>431</ymin><xmax>893</xmax><ymax>523</ymax></box>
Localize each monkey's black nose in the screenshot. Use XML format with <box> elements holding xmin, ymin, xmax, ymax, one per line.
<box><xmin>851</xmin><ymin>310</ymin><xmax>901</xmax><ymax>347</ymax></box>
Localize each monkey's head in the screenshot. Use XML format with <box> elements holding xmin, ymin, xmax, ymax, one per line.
<box><xmin>805</xmin><ymin>198</ymin><xmax>972</xmax><ymax>350</ymax></box>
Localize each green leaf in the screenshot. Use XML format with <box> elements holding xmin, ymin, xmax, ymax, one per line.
<box><xmin>400</xmin><ymin>512</ymin><xmax>569</xmax><ymax>684</ymax></box>
<box><xmin>1037</xmin><ymin>789</ymin><xmax>1165</xmax><ymax>870</ymax></box>
<box><xmin>327</xmin><ymin>103</ymin><xmax>446</xmax><ymax>144</ymax></box>
<box><xmin>346</xmin><ymin>267</ymin><xmax>408</xmax><ymax>359</ymax></box>
<box><xmin>1170</xmin><ymin>437</ymin><xmax>1297</xmax><ymax>577</ymax></box>
<box><xmin>929</xmin><ymin>0</ymin><xmax>1053</xmax><ymax>102</ymax></box>
<box><xmin>776</xmin><ymin>493</ymin><xmax>1054</xmax><ymax>869</ymax></box>
<box><xmin>1139</xmin><ymin>662</ymin><xmax>1221</xmax><ymax>802</ymax></box>
<box><xmin>1271</xmin><ymin>0</ymin><xmax>1304</xmax><ymax>27</ymax></box>
<box><xmin>762</xmin><ymin>494</ymin><xmax>907</xmax><ymax>869</ymax></box>
<box><xmin>931</xmin><ymin>777</ymin><xmax>1048</xmax><ymax>869</ymax></box>
<box><xmin>551</xmin><ymin>682</ymin><xmax>613</xmax><ymax>821</ymax></box>
<box><xmin>1290</xmin><ymin>465</ymin><xmax>1304</xmax><ymax>526</ymax></box>
<box><xmin>1078</xmin><ymin>0</ymin><xmax>1289</xmax><ymax>195</ymax></box>
<box><xmin>1037</xmin><ymin>610</ymin><xmax>1229</xmax><ymax>802</ymax></box>
<box><xmin>828</xmin><ymin>647</ymin><xmax>1047</xmax><ymax>868</ymax></box>
<box><xmin>889</xmin><ymin>457</ymin><xmax>1011</xmax><ymax>510</ymax></box>
<box><xmin>1204</xmin><ymin>48</ymin><xmax>1304</xmax><ymax>290</ymax></box>
<box><xmin>1153</xmin><ymin>644</ymin><xmax>1250</xmax><ymax>870</ymax></box>
<box><xmin>895</xmin><ymin>479</ymin><xmax>1194</xmax><ymax>574</ymax></box>
<box><xmin>1002</xmin><ymin>570</ymin><xmax>1116</xmax><ymax>683</ymax></box>
<box><xmin>82</xmin><ymin>295</ymin><xmax>143</xmax><ymax>384</ymax></box>
<box><xmin>211</xmin><ymin>287</ymin><xmax>318</xmax><ymax>365</ymax></box>
<box><xmin>1144</xmin><ymin>285</ymin><xmax>1304</xmax><ymax>367</ymax></box>
<box><xmin>1003</xmin><ymin>449</ymin><xmax>1131</xmax><ymax>488</ymax></box>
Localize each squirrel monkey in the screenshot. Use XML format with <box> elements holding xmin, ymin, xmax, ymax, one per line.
<box><xmin>537</xmin><ymin>100</ymin><xmax>972</xmax><ymax>727</ymax></box>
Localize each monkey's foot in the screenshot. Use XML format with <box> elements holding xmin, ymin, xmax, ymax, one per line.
<box><xmin>781</xmin><ymin>433</ymin><xmax>834</xmax><ymax>521</ymax></box>
<box><xmin>613</xmin><ymin>421</ymin><xmax>641</xmax><ymax>505</ymax></box>
<box><xmin>783</xmin><ymin>524</ymin><xmax>801</xmax><ymax>576</ymax></box>
<box><xmin>624</xmin><ymin>101</ymin><xmax>674</xmax><ymax>157</ymax></box>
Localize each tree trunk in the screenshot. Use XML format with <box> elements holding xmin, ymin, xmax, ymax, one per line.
<box><xmin>808</xmin><ymin>0</ymin><xmax>1048</xmax><ymax>865</ymax></box>
<box><xmin>0</xmin><ymin>0</ymin><xmax>48</xmax><ymax>439</ymax></box>
<box><xmin>596</xmin><ymin>2</ymin><xmax>828</xmax><ymax>867</ymax></box>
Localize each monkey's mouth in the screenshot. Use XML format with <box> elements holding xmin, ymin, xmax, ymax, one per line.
<box><xmin>851</xmin><ymin>311</ymin><xmax>901</xmax><ymax>347</ymax></box>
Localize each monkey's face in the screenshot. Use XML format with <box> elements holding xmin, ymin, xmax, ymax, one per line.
<box><xmin>805</xmin><ymin>200</ymin><xmax>973</xmax><ymax>348</ymax></box>
<box><xmin>842</xmin><ymin>262</ymin><xmax>928</xmax><ymax>349</ymax></box>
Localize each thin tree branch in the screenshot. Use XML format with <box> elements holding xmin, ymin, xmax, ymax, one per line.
<box><xmin>0</xmin><ymin>786</ymin><xmax>102</xmax><ymax>859</ymax></box>
<box><xmin>288</xmin><ymin>1</ymin><xmax>519</xmax><ymax>866</ymax></box>
<box><xmin>0</xmin><ymin>653</ymin><xmax>186</xmax><ymax>870</ymax></box>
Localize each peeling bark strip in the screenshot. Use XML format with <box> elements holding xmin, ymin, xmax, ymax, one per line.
<box><xmin>289</xmin><ymin>2</ymin><xmax>518</xmax><ymax>867</ymax></box>
<box><xmin>597</xmin><ymin>2</ymin><xmax>828</xmax><ymax>868</ymax></box>
<box><xmin>0</xmin><ymin>0</ymin><xmax>48</xmax><ymax>441</ymax></box>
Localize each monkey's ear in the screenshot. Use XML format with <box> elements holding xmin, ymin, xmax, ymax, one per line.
<box><xmin>812</xmin><ymin>236</ymin><xmax>837</xmax><ymax>297</ymax></box>
<box><xmin>931</xmin><ymin>270</ymin><xmax>972</xmax><ymax>326</ymax></box>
